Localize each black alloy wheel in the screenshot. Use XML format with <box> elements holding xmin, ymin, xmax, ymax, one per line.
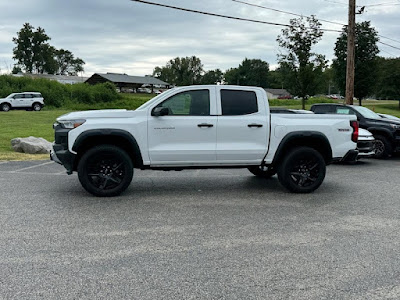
<box><xmin>78</xmin><ymin>145</ymin><xmax>133</xmax><ymax>197</ymax></box>
<box><xmin>277</xmin><ymin>147</ymin><xmax>326</xmax><ymax>193</ymax></box>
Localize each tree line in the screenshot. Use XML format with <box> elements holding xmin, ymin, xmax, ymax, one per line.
<box><xmin>12</xmin><ymin>23</ymin><xmax>85</xmax><ymax>76</ymax></box>
<box><xmin>152</xmin><ymin>18</ymin><xmax>400</xmax><ymax>106</ymax></box>
<box><xmin>11</xmin><ymin>20</ymin><xmax>399</xmax><ymax>104</ymax></box>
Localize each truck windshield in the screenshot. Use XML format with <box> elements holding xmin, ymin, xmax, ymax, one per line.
<box><xmin>136</xmin><ymin>89</ymin><xmax>176</xmax><ymax>111</ymax></box>
<box><xmin>352</xmin><ymin>106</ymin><xmax>381</xmax><ymax>119</ymax></box>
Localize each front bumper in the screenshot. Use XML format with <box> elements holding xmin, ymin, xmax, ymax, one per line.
<box><xmin>357</xmin><ymin>139</ymin><xmax>375</xmax><ymax>158</ymax></box>
<box><xmin>50</xmin><ymin>144</ymin><xmax>76</xmax><ymax>174</ymax></box>
<box><xmin>51</xmin><ymin>124</ymin><xmax>76</xmax><ymax>174</ymax></box>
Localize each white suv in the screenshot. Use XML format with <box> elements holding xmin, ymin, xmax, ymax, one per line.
<box><xmin>0</xmin><ymin>92</ymin><xmax>45</xmax><ymax>112</ymax></box>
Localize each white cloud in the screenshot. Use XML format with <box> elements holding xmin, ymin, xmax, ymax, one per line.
<box><xmin>0</xmin><ymin>0</ymin><xmax>399</xmax><ymax>76</ymax></box>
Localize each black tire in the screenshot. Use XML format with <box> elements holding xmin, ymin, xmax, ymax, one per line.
<box><xmin>78</xmin><ymin>145</ymin><xmax>133</xmax><ymax>197</ymax></box>
<box><xmin>374</xmin><ymin>135</ymin><xmax>392</xmax><ymax>159</ymax></box>
<box><xmin>1</xmin><ymin>103</ymin><xmax>11</xmax><ymax>112</ymax></box>
<box><xmin>277</xmin><ymin>147</ymin><xmax>326</xmax><ymax>193</ymax></box>
<box><xmin>32</xmin><ymin>103</ymin><xmax>42</xmax><ymax>111</ymax></box>
<box><xmin>248</xmin><ymin>165</ymin><xmax>276</xmax><ymax>178</ymax></box>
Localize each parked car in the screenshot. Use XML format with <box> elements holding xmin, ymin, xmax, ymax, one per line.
<box><xmin>277</xmin><ymin>95</ymin><xmax>292</xmax><ymax>99</ymax></box>
<box><xmin>270</xmin><ymin>108</ymin><xmax>314</xmax><ymax>114</ymax></box>
<box><xmin>311</xmin><ymin>104</ymin><xmax>400</xmax><ymax>158</ymax></box>
<box><xmin>357</xmin><ymin>128</ymin><xmax>375</xmax><ymax>158</ymax></box>
<box><xmin>51</xmin><ymin>85</ymin><xmax>358</xmax><ymax>196</ymax></box>
<box><xmin>377</xmin><ymin>113</ymin><xmax>400</xmax><ymax>121</ymax></box>
<box><xmin>0</xmin><ymin>92</ymin><xmax>44</xmax><ymax>112</ymax></box>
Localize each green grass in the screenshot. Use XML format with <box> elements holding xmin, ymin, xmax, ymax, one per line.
<box><xmin>0</xmin><ymin>110</ymin><xmax>71</xmax><ymax>159</ymax></box>
<box><xmin>1</xmin><ymin>95</ymin><xmax>400</xmax><ymax>161</ymax></box>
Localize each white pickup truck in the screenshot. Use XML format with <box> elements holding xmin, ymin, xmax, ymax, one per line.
<box><xmin>51</xmin><ymin>85</ymin><xmax>359</xmax><ymax>196</ymax></box>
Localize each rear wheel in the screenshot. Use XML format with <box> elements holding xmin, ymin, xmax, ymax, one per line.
<box><xmin>248</xmin><ymin>165</ymin><xmax>276</xmax><ymax>178</ymax></box>
<box><xmin>1</xmin><ymin>103</ymin><xmax>11</xmax><ymax>112</ymax></box>
<box><xmin>78</xmin><ymin>145</ymin><xmax>133</xmax><ymax>197</ymax></box>
<box><xmin>277</xmin><ymin>147</ymin><xmax>326</xmax><ymax>193</ymax></box>
<box><xmin>374</xmin><ymin>135</ymin><xmax>392</xmax><ymax>158</ymax></box>
<box><xmin>32</xmin><ymin>103</ymin><xmax>42</xmax><ymax>111</ymax></box>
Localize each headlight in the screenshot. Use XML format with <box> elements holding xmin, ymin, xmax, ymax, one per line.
<box><xmin>390</xmin><ymin>123</ymin><xmax>400</xmax><ymax>129</ymax></box>
<box><xmin>57</xmin><ymin>119</ymin><xmax>86</xmax><ymax>129</ymax></box>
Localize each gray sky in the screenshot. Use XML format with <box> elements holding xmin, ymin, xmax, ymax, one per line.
<box><xmin>0</xmin><ymin>0</ymin><xmax>399</xmax><ymax>76</ymax></box>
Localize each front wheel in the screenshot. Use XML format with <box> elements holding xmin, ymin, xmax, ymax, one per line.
<box><xmin>277</xmin><ymin>147</ymin><xmax>326</xmax><ymax>193</ymax></box>
<box><xmin>1</xmin><ymin>103</ymin><xmax>11</xmax><ymax>112</ymax></box>
<box><xmin>78</xmin><ymin>145</ymin><xmax>133</xmax><ymax>197</ymax></box>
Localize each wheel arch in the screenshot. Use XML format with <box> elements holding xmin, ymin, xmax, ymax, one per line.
<box><xmin>366</xmin><ymin>127</ymin><xmax>394</xmax><ymax>141</ymax></box>
<box><xmin>72</xmin><ymin>129</ymin><xmax>144</xmax><ymax>171</ymax></box>
<box><xmin>1</xmin><ymin>101</ymin><xmax>12</xmax><ymax>106</ymax></box>
<box><xmin>271</xmin><ymin>131</ymin><xmax>332</xmax><ymax>166</ymax></box>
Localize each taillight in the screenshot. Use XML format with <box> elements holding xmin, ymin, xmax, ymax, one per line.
<box><xmin>350</xmin><ymin>120</ymin><xmax>359</xmax><ymax>142</ymax></box>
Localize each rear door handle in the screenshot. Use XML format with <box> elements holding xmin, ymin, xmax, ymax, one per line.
<box><xmin>198</xmin><ymin>123</ymin><xmax>214</xmax><ymax>128</ymax></box>
<box><xmin>248</xmin><ymin>124</ymin><xmax>263</xmax><ymax>128</ymax></box>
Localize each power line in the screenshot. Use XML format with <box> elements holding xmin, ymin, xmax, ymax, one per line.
<box><xmin>232</xmin><ymin>0</ymin><xmax>344</xmax><ymax>26</ymax></box>
<box><xmin>131</xmin><ymin>0</ymin><xmax>400</xmax><ymax>49</ymax></box>
<box><xmin>378</xmin><ymin>41</ymin><xmax>400</xmax><ymax>51</ymax></box>
<box><xmin>322</xmin><ymin>0</ymin><xmax>347</xmax><ymax>5</ymax></box>
<box><xmin>379</xmin><ymin>48</ymin><xmax>396</xmax><ymax>56</ymax></box>
<box><xmin>362</xmin><ymin>2</ymin><xmax>400</xmax><ymax>7</ymax></box>
<box><xmin>379</xmin><ymin>35</ymin><xmax>400</xmax><ymax>45</ymax></box>
<box><xmin>234</xmin><ymin>0</ymin><xmax>400</xmax><ymax>48</ymax></box>
<box><xmin>130</xmin><ymin>0</ymin><xmax>342</xmax><ymax>32</ymax></box>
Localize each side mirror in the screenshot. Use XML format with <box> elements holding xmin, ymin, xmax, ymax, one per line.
<box><xmin>152</xmin><ymin>107</ymin><xmax>170</xmax><ymax>116</ymax></box>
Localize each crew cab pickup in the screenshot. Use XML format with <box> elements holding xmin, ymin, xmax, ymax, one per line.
<box><xmin>51</xmin><ymin>85</ymin><xmax>358</xmax><ymax>197</ymax></box>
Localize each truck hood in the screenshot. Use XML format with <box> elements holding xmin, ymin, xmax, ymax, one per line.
<box><xmin>365</xmin><ymin>117</ymin><xmax>400</xmax><ymax>126</ymax></box>
<box><xmin>57</xmin><ymin>109</ymin><xmax>136</xmax><ymax>121</ymax></box>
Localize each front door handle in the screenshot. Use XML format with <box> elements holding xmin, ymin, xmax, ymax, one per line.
<box><xmin>198</xmin><ymin>123</ymin><xmax>214</xmax><ymax>128</ymax></box>
<box><xmin>248</xmin><ymin>124</ymin><xmax>263</xmax><ymax>128</ymax></box>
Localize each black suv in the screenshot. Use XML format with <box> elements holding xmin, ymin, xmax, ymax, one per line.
<box><xmin>311</xmin><ymin>104</ymin><xmax>400</xmax><ymax>158</ymax></box>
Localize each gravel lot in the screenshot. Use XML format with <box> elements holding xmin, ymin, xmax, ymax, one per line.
<box><xmin>1</xmin><ymin>158</ymin><xmax>400</xmax><ymax>299</ymax></box>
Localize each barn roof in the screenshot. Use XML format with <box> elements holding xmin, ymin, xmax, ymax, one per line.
<box><xmin>86</xmin><ymin>73</ymin><xmax>169</xmax><ymax>86</ymax></box>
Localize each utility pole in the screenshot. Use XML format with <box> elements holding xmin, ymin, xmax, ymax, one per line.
<box><xmin>345</xmin><ymin>0</ymin><xmax>356</xmax><ymax>105</ymax></box>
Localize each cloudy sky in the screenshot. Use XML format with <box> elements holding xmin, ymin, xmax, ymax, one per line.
<box><xmin>0</xmin><ymin>0</ymin><xmax>399</xmax><ymax>76</ymax></box>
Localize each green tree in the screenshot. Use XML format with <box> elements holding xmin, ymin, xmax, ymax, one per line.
<box><xmin>201</xmin><ymin>69</ymin><xmax>223</xmax><ymax>84</ymax></box>
<box><xmin>375</xmin><ymin>57</ymin><xmax>400</xmax><ymax>101</ymax></box>
<box><xmin>277</xmin><ymin>16</ymin><xmax>327</xmax><ymax>109</ymax></box>
<box><xmin>332</xmin><ymin>21</ymin><xmax>379</xmax><ymax>105</ymax></box>
<box><xmin>12</xmin><ymin>23</ymin><xmax>85</xmax><ymax>75</ymax></box>
<box><xmin>55</xmin><ymin>49</ymin><xmax>85</xmax><ymax>75</ymax></box>
<box><xmin>268</xmin><ymin>69</ymin><xmax>284</xmax><ymax>89</ymax></box>
<box><xmin>153</xmin><ymin>56</ymin><xmax>204</xmax><ymax>86</ymax></box>
<box><xmin>223</xmin><ymin>58</ymin><xmax>269</xmax><ymax>87</ymax></box>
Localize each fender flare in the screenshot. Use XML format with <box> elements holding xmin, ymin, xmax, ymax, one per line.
<box><xmin>366</xmin><ymin>127</ymin><xmax>394</xmax><ymax>139</ymax></box>
<box><xmin>271</xmin><ymin>131</ymin><xmax>333</xmax><ymax>165</ymax></box>
<box><xmin>72</xmin><ymin>129</ymin><xmax>144</xmax><ymax>167</ymax></box>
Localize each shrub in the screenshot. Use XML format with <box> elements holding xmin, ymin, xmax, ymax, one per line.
<box><xmin>0</xmin><ymin>75</ymin><xmax>120</xmax><ymax>108</ymax></box>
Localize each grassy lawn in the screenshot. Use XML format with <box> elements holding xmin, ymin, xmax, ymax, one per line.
<box><xmin>0</xmin><ymin>110</ymin><xmax>70</xmax><ymax>161</ymax></box>
<box><xmin>1</xmin><ymin>95</ymin><xmax>399</xmax><ymax>161</ymax></box>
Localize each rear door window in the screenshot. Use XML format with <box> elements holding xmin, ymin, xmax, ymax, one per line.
<box><xmin>220</xmin><ymin>90</ymin><xmax>258</xmax><ymax>115</ymax></box>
